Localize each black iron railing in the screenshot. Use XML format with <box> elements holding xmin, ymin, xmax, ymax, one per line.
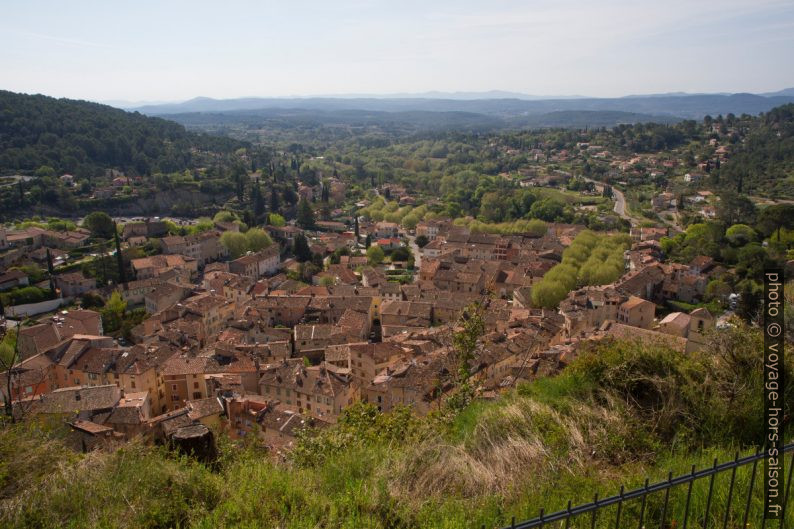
<box><xmin>486</xmin><ymin>444</ymin><xmax>794</xmax><ymax>529</ymax></box>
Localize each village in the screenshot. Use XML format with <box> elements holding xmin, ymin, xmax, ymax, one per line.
<box><xmin>0</xmin><ymin>200</ymin><xmax>725</xmax><ymax>452</ymax></box>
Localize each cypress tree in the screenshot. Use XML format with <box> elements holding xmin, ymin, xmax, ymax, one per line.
<box><xmin>46</xmin><ymin>248</ymin><xmax>56</xmax><ymax>293</ymax></box>
<box><xmin>114</xmin><ymin>223</ymin><xmax>126</xmax><ymax>284</ymax></box>
<box><xmin>297</xmin><ymin>198</ymin><xmax>316</xmax><ymax>230</ymax></box>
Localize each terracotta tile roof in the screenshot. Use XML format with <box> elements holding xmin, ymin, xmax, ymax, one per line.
<box><xmin>70</xmin><ymin>419</ymin><xmax>114</xmax><ymax>435</ymax></box>
<box><xmin>30</xmin><ymin>385</ymin><xmax>121</xmax><ymax>415</ymax></box>
<box><xmin>187</xmin><ymin>397</ymin><xmax>224</xmax><ymax>420</ymax></box>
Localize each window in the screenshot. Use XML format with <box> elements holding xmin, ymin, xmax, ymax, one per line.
<box><xmin>193</xmin><ymin>382</ymin><xmax>199</xmax><ymax>389</ymax></box>
<box><xmin>172</xmin><ymin>384</ymin><xmax>178</xmax><ymax>391</ymax></box>
<box><xmin>193</xmin><ymin>392</ymin><xmax>201</xmax><ymax>399</ymax></box>
<box><xmin>171</xmin><ymin>395</ymin><xmax>180</xmax><ymax>401</ymax></box>
<box><xmin>131</xmin><ymin>380</ymin><xmax>136</xmax><ymax>389</ymax></box>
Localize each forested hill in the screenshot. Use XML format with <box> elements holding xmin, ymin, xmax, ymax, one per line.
<box><xmin>711</xmin><ymin>103</ymin><xmax>794</xmax><ymax>197</ymax></box>
<box><xmin>0</xmin><ymin>90</ymin><xmax>246</xmax><ymax>177</ymax></box>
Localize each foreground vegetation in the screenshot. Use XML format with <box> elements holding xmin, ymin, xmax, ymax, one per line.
<box><xmin>1</xmin><ymin>324</ymin><xmax>790</xmax><ymax>529</ymax></box>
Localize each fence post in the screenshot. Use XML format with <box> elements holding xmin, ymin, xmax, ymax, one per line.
<box><xmin>741</xmin><ymin>450</ymin><xmax>760</xmax><ymax>529</ymax></box>
<box><xmin>615</xmin><ymin>485</ymin><xmax>625</xmax><ymax>529</ymax></box>
<box><xmin>703</xmin><ymin>458</ymin><xmax>718</xmax><ymax>529</ymax></box>
<box><xmin>637</xmin><ymin>478</ymin><xmax>649</xmax><ymax>529</ymax></box>
<box><xmin>722</xmin><ymin>453</ymin><xmax>739</xmax><ymax>529</ymax></box>
<box><xmin>683</xmin><ymin>464</ymin><xmax>696</xmax><ymax>529</ymax></box>
<box><xmin>660</xmin><ymin>471</ymin><xmax>672</xmax><ymax>529</ymax></box>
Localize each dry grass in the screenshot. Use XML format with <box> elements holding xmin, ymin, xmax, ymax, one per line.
<box><xmin>386</xmin><ymin>398</ymin><xmax>622</xmax><ymax>501</ymax></box>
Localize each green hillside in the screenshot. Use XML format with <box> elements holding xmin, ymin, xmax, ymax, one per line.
<box><xmin>0</xmin><ymin>90</ymin><xmax>245</xmax><ymax>177</ymax></box>
<box><xmin>1</xmin><ymin>323</ymin><xmax>790</xmax><ymax>529</ymax></box>
<box><xmin>711</xmin><ymin>103</ymin><xmax>794</xmax><ymax>197</ymax></box>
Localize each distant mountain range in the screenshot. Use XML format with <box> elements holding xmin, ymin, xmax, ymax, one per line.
<box><xmin>124</xmin><ymin>91</ymin><xmax>794</xmax><ymax>131</ymax></box>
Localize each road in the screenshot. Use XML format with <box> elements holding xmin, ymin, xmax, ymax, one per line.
<box><xmin>582</xmin><ymin>177</ymin><xmax>634</xmax><ymax>225</ymax></box>
<box><xmin>611</xmin><ymin>186</ymin><xmax>629</xmax><ymax>219</ymax></box>
<box><xmin>407</xmin><ymin>234</ymin><xmax>421</xmax><ymax>274</ymax></box>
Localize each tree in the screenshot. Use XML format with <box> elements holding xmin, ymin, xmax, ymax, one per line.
<box><xmin>213</xmin><ymin>210</ymin><xmax>239</xmax><ymax>224</ymax></box>
<box><xmin>736</xmin><ymin>279</ymin><xmax>762</xmax><ymax>323</ymax></box>
<box><xmin>83</xmin><ymin>211</ymin><xmax>115</xmax><ymax>239</ymax></box>
<box><xmin>101</xmin><ymin>291</ymin><xmax>127</xmax><ymax>333</ymax></box>
<box><xmin>705</xmin><ymin>279</ymin><xmax>732</xmax><ymax>306</ymax></box>
<box><xmin>114</xmin><ymin>223</ymin><xmax>127</xmax><ymax>284</ymax></box>
<box><xmin>452</xmin><ymin>302</ymin><xmax>485</xmax><ymax>381</ymax></box>
<box><xmin>245</xmin><ymin>228</ymin><xmax>272</xmax><ymax>252</ymax></box>
<box><xmin>529</xmin><ymin>198</ymin><xmax>564</xmax><ymax>222</ymax></box>
<box><xmin>725</xmin><ymin>224</ymin><xmax>757</xmax><ymax>246</ymax></box>
<box><xmin>717</xmin><ymin>191</ymin><xmax>756</xmax><ymax>226</ymax></box>
<box><xmin>220</xmin><ymin>231</ymin><xmax>249</xmax><ymax>259</ymax></box>
<box><xmin>300</xmin><ymin>262</ymin><xmax>321</xmax><ymax>283</ymax></box>
<box><xmin>531</xmin><ymin>281</ymin><xmax>569</xmax><ymax>309</ymax></box>
<box><xmin>390</xmin><ymin>246</ymin><xmax>412</xmax><ymax>262</ymax></box>
<box><xmin>263</xmin><ymin>213</ymin><xmax>283</xmax><ymax>227</ymax></box>
<box><xmin>251</xmin><ymin>183</ymin><xmax>265</xmax><ymax>219</ymax></box>
<box><xmin>366</xmin><ymin>245</ymin><xmax>385</xmax><ymax>266</ymax></box>
<box><xmin>415</xmin><ymin>235</ymin><xmax>429</xmax><ymax>248</ymax></box>
<box><xmin>293</xmin><ymin>233</ymin><xmax>312</xmax><ymax>262</ymax></box>
<box><xmin>270</xmin><ymin>187</ymin><xmax>280</xmax><ymax>212</ymax></box>
<box><xmin>365</xmin><ymin>234</ymin><xmax>372</xmax><ymax>248</ymax></box>
<box><xmin>297</xmin><ymin>197</ymin><xmax>316</xmax><ymax>229</ymax></box>
<box><xmin>735</xmin><ymin>243</ymin><xmax>770</xmax><ymax>280</ymax></box>
<box><xmin>46</xmin><ymin>249</ymin><xmax>55</xmax><ymax>293</ymax></box>
<box><xmin>757</xmin><ymin>204</ymin><xmax>794</xmax><ymax>243</ymax></box>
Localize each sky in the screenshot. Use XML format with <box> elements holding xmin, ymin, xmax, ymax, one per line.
<box><xmin>2</xmin><ymin>0</ymin><xmax>794</xmax><ymax>103</ymax></box>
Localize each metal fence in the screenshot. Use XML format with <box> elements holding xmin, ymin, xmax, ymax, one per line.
<box><xmin>488</xmin><ymin>444</ymin><xmax>794</xmax><ymax>529</ymax></box>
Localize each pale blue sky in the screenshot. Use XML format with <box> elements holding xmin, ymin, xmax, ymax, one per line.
<box><xmin>2</xmin><ymin>0</ymin><xmax>793</xmax><ymax>102</ymax></box>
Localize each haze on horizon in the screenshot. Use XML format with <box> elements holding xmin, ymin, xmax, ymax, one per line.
<box><xmin>2</xmin><ymin>0</ymin><xmax>794</xmax><ymax>104</ymax></box>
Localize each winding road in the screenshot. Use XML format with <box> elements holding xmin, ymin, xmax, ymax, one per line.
<box><xmin>583</xmin><ymin>177</ymin><xmax>634</xmax><ymax>225</ymax></box>
<box><xmin>611</xmin><ymin>186</ymin><xmax>628</xmax><ymax>219</ymax></box>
